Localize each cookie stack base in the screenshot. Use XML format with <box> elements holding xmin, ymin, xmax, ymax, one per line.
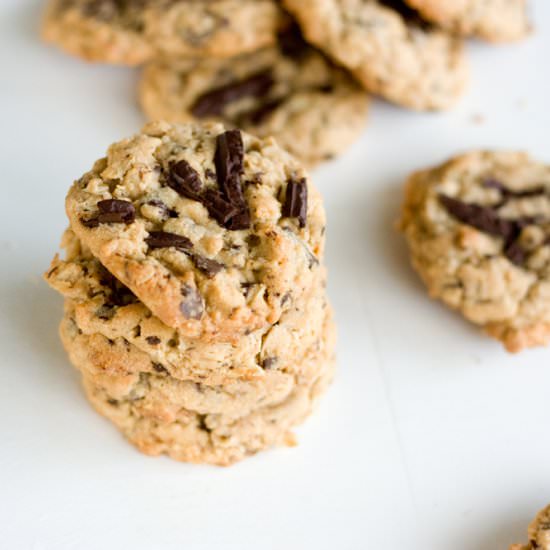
<box><xmin>60</xmin><ymin>309</ymin><xmax>336</xmax><ymax>466</ymax></box>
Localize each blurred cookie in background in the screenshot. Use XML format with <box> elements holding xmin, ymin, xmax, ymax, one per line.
<box><xmin>42</xmin><ymin>0</ymin><xmax>289</xmax><ymax>65</ymax></box>
<box><xmin>139</xmin><ymin>28</ymin><xmax>369</xmax><ymax>166</ymax></box>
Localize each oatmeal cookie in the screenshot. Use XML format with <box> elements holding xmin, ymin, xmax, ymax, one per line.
<box><xmin>42</xmin><ymin>0</ymin><xmax>288</xmax><ymax>64</ymax></box>
<box><xmin>400</xmin><ymin>151</ymin><xmax>550</xmax><ymax>352</ymax></box>
<box><xmin>282</xmin><ymin>0</ymin><xmax>468</xmax><ymax>110</ymax></box>
<box><xmin>65</xmin><ymin>121</ymin><xmax>326</xmax><ymax>341</ymax></box>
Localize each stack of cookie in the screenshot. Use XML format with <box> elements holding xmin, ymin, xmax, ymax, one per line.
<box><xmin>45</xmin><ymin>121</ymin><xmax>336</xmax><ymax>465</ymax></box>
<box><xmin>41</xmin><ymin>1</ymin><xmax>531</xmax><ymax>166</ymax></box>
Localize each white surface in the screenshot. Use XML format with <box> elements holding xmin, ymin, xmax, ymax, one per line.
<box><xmin>1</xmin><ymin>2</ymin><xmax>549</xmax><ymax>548</ymax></box>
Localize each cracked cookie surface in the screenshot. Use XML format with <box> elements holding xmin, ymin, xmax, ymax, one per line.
<box><xmin>404</xmin><ymin>0</ymin><xmax>530</xmax><ymax>43</ymax></box>
<box><xmin>282</xmin><ymin>0</ymin><xmax>468</xmax><ymax>110</ymax></box>
<box><xmin>65</xmin><ymin>121</ymin><xmax>326</xmax><ymax>341</ymax></box>
<box><xmin>400</xmin><ymin>151</ymin><xmax>550</xmax><ymax>352</ymax></box>
<box><xmin>42</xmin><ymin>0</ymin><xmax>287</xmax><ymax>64</ymax></box>
<box><xmin>139</xmin><ymin>29</ymin><xmax>369</xmax><ymax>166</ymax></box>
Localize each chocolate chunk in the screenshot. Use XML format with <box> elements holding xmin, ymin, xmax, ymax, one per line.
<box><xmin>81</xmin><ymin>199</ymin><xmax>136</xmax><ymax>227</ymax></box>
<box><xmin>146</xmin><ymin>231</ymin><xmax>193</xmax><ymax>251</ymax></box>
<box><xmin>283</xmin><ymin>178</ymin><xmax>308</xmax><ymax>228</ymax></box>
<box><xmin>161</xmin><ymin>131</ymin><xmax>251</xmax><ymax>231</ymax></box>
<box><xmin>107</xmin><ymin>398</ymin><xmax>118</xmax><ymax>406</ymax></box>
<box><xmin>224</xmin><ymin>208</ymin><xmax>251</xmax><ymax>231</ymax></box>
<box><xmin>439</xmin><ymin>194</ymin><xmax>544</xmax><ymax>266</ymax></box>
<box><xmin>439</xmin><ymin>195</ymin><xmax>517</xmax><ymax>241</ymax></box>
<box><xmin>168</xmin><ymin>160</ymin><xmax>203</xmax><ymax>200</ymax></box>
<box><xmin>215</xmin><ymin>129</ymin><xmax>245</xmax><ymax>205</ymax></box>
<box><xmin>239</xmin><ymin>98</ymin><xmax>284</xmax><ymax>126</ymax></box>
<box><xmin>483</xmin><ymin>178</ymin><xmax>546</xmax><ymax>199</ymax></box>
<box><xmin>191</xmin><ymin>70</ymin><xmax>274</xmax><ymax>118</ymax></box>
<box><xmin>261</xmin><ymin>357</ymin><xmax>278</xmax><ymax>370</ymax></box>
<box><xmin>145</xmin><ymin>336</ymin><xmax>161</xmax><ymax>346</ymax></box>
<box><xmin>504</xmin><ymin>240</ymin><xmax>527</xmax><ymax>266</ymax></box>
<box><xmin>191</xmin><ymin>254</ymin><xmax>224</xmax><ymax>278</ymax></box>
<box><xmin>180</xmin><ymin>284</ymin><xmax>203</xmax><ymax>320</ymax></box>
<box><xmin>97</xmin><ymin>199</ymin><xmax>135</xmax><ymax>223</ymax></box>
<box><xmin>152</xmin><ymin>363</ymin><xmax>168</xmax><ymax>375</ymax></box>
<box><xmin>146</xmin><ymin>199</ymin><xmax>178</xmax><ymax>219</ymax></box>
<box><xmin>202</xmin><ymin>188</ymin><xmax>239</xmax><ymax>226</ymax></box>
<box><xmin>80</xmin><ymin>216</ymin><xmax>101</xmax><ymax>228</ymax></box>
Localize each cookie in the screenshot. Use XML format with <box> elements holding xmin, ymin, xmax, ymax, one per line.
<box><xmin>42</xmin><ymin>0</ymin><xmax>288</xmax><ymax>65</ymax></box>
<box><xmin>46</xmin><ymin>231</ymin><xmax>330</xmax><ymax>385</ymax></box>
<box><xmin>72</xmin><ymin>306</ymin><xmax>334</xmax><ymax>465</ymax></box>
<box><xmin>282</xmin><ymin>0</ymin><xmax>468</xmax><ymax>110</ymax></box>
<box><xmin>81</xmin><ymin>329</ymin><xmax>335</xmax><ymax>466</ymax></box>
<box><xmin>139</xmin><ymin>29</ymin><xmax>369</xmax><ymax>166</ymax></box>
<box><xmin>59</xmin><ymin>307</ymin><xmax>335</xmax><ymax>419</ymax></box>
<box><xmin>83</xmin><ymin>362</ymin><xmax>335</xmax><ymax>466</ymax></box>
<box><xmin>65</xmin><ymin>121</ymin><xmax>326</xmax><ymax>341</ymax></box>
<box><xmin>404</xmin><ymin>0</ymin><xmax>530</xmax><ymax>43</ymax></box>
<box><xmin>400</xmin><ymin>151</ymin><xmax>550</xmax><ymax>352</ymax></box>
<box><xmin>510</xmin><ymin>504</ymin><xmax>550</xmax><ymax>550</ymax></box>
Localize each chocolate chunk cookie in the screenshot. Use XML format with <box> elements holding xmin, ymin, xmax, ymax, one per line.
<box><xmin>46</xmin><ymin>229</ymin><xmax>331</xmax><ymax>385</ymax></box>
<box><xmin>82</xmin><ymin>339</ymin><xmax>335</xmax><ymax>466</ymax></box>
<box><xmin>55</xmin><ymin>282</ymin><xmax>336</xmax><ymax>466</ymax></box>
<box><xmin>400</xmin><ymin>151</ymin><xmax>550</xmax><ymax>352</ymax></box>
<box><xmin>59</xmin><ymin>304</ymin><xmax>335</xmax><ymax>420</ymax></box>
<box><xmin>282</xmin><ymin>0</ymin><xmax>468</xmax><ymax>110</ymax></box>
<box><xmin>42</xmin><ymin>0</ymin><xmax>288</xmax><ymax>65</ymax></box>
<box><xmin>404</xmin><ymin>0</ymin><xmax>531</xmax><ymax>43</ymax></box>
<box><xmin>139</xmin><ymin>28</ymin><xmax>369</xmax><ymax>166</ymax></box>
<box><xmin>65</xmin><ymin>121</ymin><xmax>326</xmax><ymax>341</ymax></box>
<box><xmin>510</xmin><ymin>504</ymin><xmax>550</xmax><ymax>550</ymax></box>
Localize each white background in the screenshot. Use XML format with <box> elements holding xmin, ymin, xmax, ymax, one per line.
<box><xmin>1</xmin><ymin>1</ymin><xmax>549</xmax><ymax>548</ymax></box>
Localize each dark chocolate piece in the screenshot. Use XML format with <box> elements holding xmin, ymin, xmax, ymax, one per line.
<box><xmin>239</xmin><ymin>98</ymin><xmax>284</xmax><ymax>125</ymax></box>
<box><xmin>215</xmin><ymin>129</ymin><xmax>245</xmax><ymax>205</ymax></box>
<box><xmin>145</xmin><ymin>231</ymin><xmax>193</xmax><ymax>251</ymax></box>
<box><xmin>483</xmin><ymin>178</ymin><xmax>546</xmax><ymax>199</ymax></box>
<box><xmin>81</xmin><ymin>199</ymin><xmax>136</xmax><ymax>227</ymax></box>
<box><xmin>202</xmin><ymin>188</ymin><xmax>240</xmax><ymax>226</ymax></box>
<box><xmin>191</xmin><ymin>70</ymin><xmax>274</xmax><ymax>118</ymax></box>
<box><xmin>168</xmin><ymin>160</ymin><xmax>203</xmax><ymax>200</ymax></box>
<box><xmin>504</xmin><ymin>240</ymin><xmax>527</xmax><ymax>266</ymax></box>
<box><xmin>282</xmin><ymin>177</ymin><xmax>308</xmax><ymax>228</ymax></box>
<box><xmin>191</xmin><ymin>255</ymin><xmax>224</xmax><ymax>278</ymax></box>
<box><xmin>439</xmin><ymin>195</ymin><xmax>517</xmax><ymax>241</ymax></box>
<box><xmin>440</xmin><ymin>194</ymin><xmax>542</xmax><ymax>266</ymax></box>
<box><xmin>145</xmin><ymin>336</ymin><xmax>161</xmax><ymax>346</ymax></box>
